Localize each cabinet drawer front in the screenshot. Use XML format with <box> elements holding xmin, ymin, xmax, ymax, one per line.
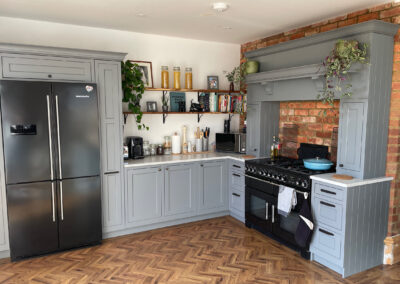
<box><xmin>230</xmin><ymin>170</ymin><xmax>244</xmax><ymax>191</ymax></box>
<box><xmin>314</xmin><ymin>197</ymin><xmax>343</xmax><ymax>231</ymax></box>
<box><xmin>230</xmin><ymin>161</ymin><xmax>244</xmax><ymax>172</ymax></box>
<box><xmin>2</xmin><ymin>55</ymin><xmax>93</xmax><ymax>81</ymax></box>
<box><xmin>230</xmin><ymin>188</ymin><xmax>244</xmax><ymax>213</ymax></box>
<box><xmin>314</xmin><ymin>183</ymin><xmax>344</xmax><ymax>202</ymax></box>
<box><xmin>312</xmin><ymin>226</ymin><xmax>343</xmax><ymax>264</ymax></box>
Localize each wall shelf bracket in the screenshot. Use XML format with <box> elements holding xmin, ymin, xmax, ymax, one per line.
<box><xmin>197</xmin><ymin>113</ymin><xmax>203</xmax><ymax>123</ymax></box>
<box><xmin>162</xmin><ymin>112</ymin><xmax>168</xmax><ymax>124</ymax></box>
<box><xmin>123</xmin><ymin>113</ymin><xmax>129</xmax><ymax>124</ymax></box>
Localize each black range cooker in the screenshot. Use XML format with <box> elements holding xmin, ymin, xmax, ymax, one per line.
<box><xmin>244</xmin><ymin>143</ymin><xmax>335</xmax><ymax>259</ymax></box>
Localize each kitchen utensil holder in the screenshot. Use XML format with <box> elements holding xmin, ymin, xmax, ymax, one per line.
<box><xmin>202</xmin><ymin>138</ymin><xmax>208</xmax><ymax>152</ymax></box>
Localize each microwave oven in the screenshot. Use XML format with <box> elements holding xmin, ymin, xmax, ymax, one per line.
<box><xmin>215</xmin><ymin>133</ymin><xmax>246</xmax><ymax>154</ymax></box>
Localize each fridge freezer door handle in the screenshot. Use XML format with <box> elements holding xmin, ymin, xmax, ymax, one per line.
<box><xmin>51</xmin><ymin>182</ymin><xmax>55</xmax><ymax>222</ymax></box>
<box><xmin>46</xmin><ymin>95</ymin><xmax>54</xmax><ymax>180</ymax></box>
<box><xmin>60</xmin><ymin>181</ymin><xmax>64</xmax><ymax>221</ymax></box>
<box><xmin>55</xmin><ymin>95</ymin><xmax>62</xmax><ymax>179</ymax></box>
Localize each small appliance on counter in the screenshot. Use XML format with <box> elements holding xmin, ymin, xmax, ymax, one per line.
<box><xmin>126</xmin><ymin>136</ymin><xmax>144</xmax><ymax>159</ymax></box>
<box><xmin>215</xmin><ymin>133</ymin><xmax>246</xmax><ymax>154</ymax></box>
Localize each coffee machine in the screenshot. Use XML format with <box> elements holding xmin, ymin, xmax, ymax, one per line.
<box><xmin>126</xmin><ymin>136</ymin><xmax>144</xmax><ymax>159</ymax></box>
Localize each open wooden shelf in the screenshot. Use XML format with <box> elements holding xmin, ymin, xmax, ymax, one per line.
<box><xmin>145</xmin><ymin>87</ymin><xmax>244</xmax><ymax>94</ymax></box>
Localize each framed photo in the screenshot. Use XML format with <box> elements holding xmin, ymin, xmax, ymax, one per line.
<box><xmin>146</xmin><ymin>101</ymin><xmax>158</xmax><ymax>112</ymax></box>
<box><xmin>207</xmin><ymin>76</ymin><xmax>219</xmax><ymax>90</ymax></box>
<box><xmin>129</xmin><ymin>60</ymin><xmax>154</xmax><ymax>88</ymax></box>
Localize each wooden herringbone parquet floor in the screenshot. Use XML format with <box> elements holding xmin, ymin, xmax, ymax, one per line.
<box><xmin>0</xmin><ymin>216</ymin><xmax>399</xmax><ymax>283</ymax></box>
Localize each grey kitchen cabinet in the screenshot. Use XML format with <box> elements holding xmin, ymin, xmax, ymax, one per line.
<box><xmin>101</xmin><ymin>172</ymin><xmax>124</xmax><ymax>233</ymax></box>
<box><xmin>336</xmin><ymin>101</ymin><xmax>366</xmax><ymax>179</ymax></box>
<box><xmin>198</xmin><ymin>160</ymin><xmax>228</xmax><ymax>214</ymax></box>
<box><xmin>95</xmin><ymin>61</ymin><xmax>123</xmax><ymax>174</ymax></box>
<box><xmin>310</xmin><ymin>178</ymin><xmax>391</xmax><ymax>277</ymax></box>
<box><xmin>228</xmin><ymin>160</ymin><xmax>245</xmax><ymax>222</ymax></box>
<box><xmin>126</xmin><ymin>167</ymin><xmax>163</xmax><ymax>224</ymax></box>
<box><xmin>1</xmin><ymin>54</ymin><xmax>94</xmax><ymax>82</ymax></box>
<box><xmin>164</xmin><ymin>163</ymin><xmax>197</xmax><ymax>216</ymax></box>
<box><xmin>246</xmin><ymin>103</ymin><xmax>261</xmax><ymax>157</ymax></box>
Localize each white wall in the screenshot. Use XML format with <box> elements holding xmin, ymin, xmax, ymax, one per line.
<box><xmin>0</xmin><ymin>16</ymin><xmax>241</xmax><ymax>147</ymax></box>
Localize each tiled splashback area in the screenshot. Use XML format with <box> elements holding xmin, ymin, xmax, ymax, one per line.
<box><xmin>279</xmin><ymin>100</ymin><xmax>339</xmax><ymax>161</ymax></box>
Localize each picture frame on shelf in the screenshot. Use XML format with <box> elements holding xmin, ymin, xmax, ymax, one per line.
<box><xmin>146</xmin><ymin>101</ymin><xmax>158</xmax><ymax>112</ymax></box>
<box><xmin>207</xmin><ymin>76</ymin><xmax>219</xmax><ymax>90</ymax></box>
<box><xmin>129</xmin><ymin>60</ymin><xmax>154</xmax><ymax>88</ymax></box>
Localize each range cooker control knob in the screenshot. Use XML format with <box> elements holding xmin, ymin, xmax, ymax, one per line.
<box><xmin>295</xmin><ymin>181</ymin><xmax>300</xmax><ymax>186</ymax></box>
<box><xmin>281</xmin><ymin>176</ymin><xmax>286</xmax><ymax>182</ymax></box>
<box><xmin>301</xmin><ymin>181</ymin><xmax>309</xmax><ymax>188</ymax></box>
<box><xmin>258</xmin><ymin>170</ymin><xmax>263</xmax><ymax>175</ymax></box>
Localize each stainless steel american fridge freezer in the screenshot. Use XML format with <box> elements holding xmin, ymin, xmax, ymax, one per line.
<box><xmin>0</xmin><ymin>80</ymin><xmax>102</xmax><ymax>260</ymax></box>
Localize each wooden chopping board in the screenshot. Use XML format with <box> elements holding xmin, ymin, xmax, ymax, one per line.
<box><xmin>332</xmin><ymin>174</ymin><xmax>353</xmax><ymax>180</ymax></box>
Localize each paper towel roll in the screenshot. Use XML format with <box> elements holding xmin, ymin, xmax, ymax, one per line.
<box><xmin>172</xmin><ymin>134</ymin><xmax>181</xmax><ymax>154</ymax></box>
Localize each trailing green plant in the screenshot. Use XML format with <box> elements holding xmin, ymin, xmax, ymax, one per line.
<box><xmin>121</xmin><ymin>60</ymin><xmax>148</xmax><ymax>130</ymax></box>
<box><xmin>318</xmin><ymin>39</ymin><xmax>368</xmax><ymax>107</ymax></box>
<box><xmin>224</xmin><ymin>61</ymin><xmax>247</xmax><ymax>96</ymax></box>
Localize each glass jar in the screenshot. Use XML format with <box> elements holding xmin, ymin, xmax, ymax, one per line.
<box><xmin>156</xmin><ymin>144</ymin><xmax>164</xmax><ymax>155</ymax></box>
<box><xmin>185</xmin><ymin>67</ymin><xmax>192</xmax><ymax>89</ymax></box>
<box><xmin>161</xmin><ymin>66</ymin><xmax>169</xmax><ymax>89</ymax></box>
<box><xmin>143</xmin><ymin>141</ymin><xmax>150</xmax><ymax>156</ymax></box>
<box><xmin>164</xmin><ymin>136</ymin><xmax>172</xmax><ymax>155</ymax></box>
<box><xmin>150</xmin><ymin>144</ymin><xmax>157</xmax><ymax>156</ymax></box>
<box><xmin>173</xmin><ymin>67</ymin><xmax>181</xmax><ymax>89</ymax></box>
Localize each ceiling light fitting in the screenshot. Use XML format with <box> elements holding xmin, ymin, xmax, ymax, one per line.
<box><xmin>212</xmin><ymin>2</ymin><xmax>229</xmax><ymax>13</ymax></box>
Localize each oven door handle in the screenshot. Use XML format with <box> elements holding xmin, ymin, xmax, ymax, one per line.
<box><xmin>265</xmin><ymin>202</ymin><xmax>268</xmax><ymax>220</ymax></box>
<box><xmin>245</xmin><ymin>174</ymin><xmax>281</xmax><ymax>187</ymax></box>
<box><xmin>272</xmin><ymin>205</ymin><xmax>275</xmax><ymax>223</ymax></box>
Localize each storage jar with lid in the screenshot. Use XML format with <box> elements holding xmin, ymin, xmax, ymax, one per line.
<box><xmin>185</xmin><ymin>67</ymin><xmax>192</xmax><ymax>89</ymax></box>
<box><xmin>164</xmin><ymin>136</ymin><xmax>172</xmax><ymax>155</ymax></box>
<box><xmin>161</xmin><ymin>66</ymin><xmax>169</xmax><ymax>89</ymax></box>
<box><xmin>150</xmin><ymin>144</ymin><xmax>157</xmax><ymax>156</ymax></box>
<box><xmin>156</xmin><ymin>144</ymin><xmax>164</xmax><ymax>155</ymax></box>
<box><xmin>143</xmin><ymin>141</ymin><xmax>150</xmax><ymax>156</ymax></box>
<box><xmin>173</xmin><ymin>67</ymin><xmax>181</xmax><ymax>89</ymax></box>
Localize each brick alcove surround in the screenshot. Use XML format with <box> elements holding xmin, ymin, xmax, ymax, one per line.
<box><xmin>241</xmin><ymin>2</ymin><xmax>400</xmax><ymax>264</ymax></box>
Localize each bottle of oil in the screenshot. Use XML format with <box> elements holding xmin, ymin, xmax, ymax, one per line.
<box><xmin>270</xmin><ymin>136</ymin><xmax>276</xmax><ymax>160</ymax></box>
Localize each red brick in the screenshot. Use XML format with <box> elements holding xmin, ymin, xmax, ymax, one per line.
<box><xmin>289</xmin><ymin>32</ymin><xmax>305</xmax><ymax>41</ymax></box>
<box><xmin>294</xmin><ymin>109</ymin><xmax>309</xmax><ymax>116</ymax></box>
<box><xmin>320</xmin><ymin>23</ymin><xmax>338</xmax><ymax>33</ymax></box>
<box><xmin>380</xmin><ymin>6</ymin><xmax>400</xmax><ymax>19</ymax></box>
<box><xmin>338</xmin><ymin>18</ymin><xmax>357</xmax><ymax>28</ymax></box>
<box><xmin>305</xmin><ymin>27</ymin><xmax>319</xmax><ymax>37</ymax></box>
<box><xmin>358</xmin><ymin>12</ymin><xmax>379</xmax><ymax>23</ymax></box>
<box><xmin>308</xmin><ymin>123</ymin><xmax>323</xmax><ymax>131</ymax></box>
<box><xmin>328</xmin><ymin>15</ymin><xmax>347</xmax><ymax>23</ymax></box>
<box><xmin>316</xmin><ymin>131</ymin><xmax>332</xmax><ymax>138</ymax></box>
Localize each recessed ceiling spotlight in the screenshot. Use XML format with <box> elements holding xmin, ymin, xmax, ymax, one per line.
<box><xmin>136</xmin><ymin>13</ymin><xmax>146</xmax><ymax>17</ymax></box>
<box><xmin>212</xmin><ymin>2</ymin><xmax>229</xmax><ymax>13</ymax></box>
<box><xmin>222</xmin><ymin>26</ymin><xmax>232</xmax><ymax>30</ymax></box>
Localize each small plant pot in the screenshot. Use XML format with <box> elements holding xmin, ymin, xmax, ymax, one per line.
<box><xmin>162</xmin><ymin>105</ymin><xmax>168</xmax><ymax>112</ymax></box>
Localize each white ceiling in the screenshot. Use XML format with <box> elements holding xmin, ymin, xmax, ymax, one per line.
<box><xmin>0</xmin><ymin>0</ymin><xmax>389</xmax><ymax>44</ymax></box>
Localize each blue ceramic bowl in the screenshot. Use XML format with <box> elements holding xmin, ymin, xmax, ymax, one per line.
<box><xmin>303</xmin><ymin>158</ymin><xmax>333</xmax><ymax>170</ymax></box>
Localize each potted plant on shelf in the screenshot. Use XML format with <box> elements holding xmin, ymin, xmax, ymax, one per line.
<box><xmin>162</xmin><ymin>95</ymin><xmax>169</xmax><ymax>112</ymax></box>
<box><xmin>121</xmin><ymin>60</ymin><xmax>149</xmax><ymax>130</ymax></box>
<box><xmin>318</xmin><ymin>39</ymin><xmax>368</xmax><ymax>108</ymax></box>
<box><xmin>225</xmin><ymin>62</ymin><xmax>247</xmax><ymax>92</ymax></box>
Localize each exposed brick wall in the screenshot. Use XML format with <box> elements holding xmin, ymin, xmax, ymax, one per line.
<box><xmin>241</xmin><ymin>2</ymin><xmax>400</xmax><ymax>236</ymax></box>
<box><xmin>279</xmin><ymin>101</ymin><xmax>339</xmax><ymax>161</ymax></box>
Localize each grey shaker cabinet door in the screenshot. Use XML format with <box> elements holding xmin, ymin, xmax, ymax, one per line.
<box><xmin>2</xmin><ymin>54</ymin><xmax>93</xmax><ymax>81</ymax></box>
<box><xmin>164</xmin><ymin>164</ymin><xmax>197</xmax><ymax>216</ymax></box>
<box><xmin>199</xmin><ymin>161</ymin><xmax>228</xmax><ymax>213</ymax></box>
<box><xmin>95</xmin><ymin>61</ymin><xmax>123</xmax><ymax>174</ymax></box>
<box><xmin>126</xmin><ymin>167</ymin><xmax>163</xmax><ymax>224</ymax></box>
<box><xmin>337</xmin><ymin>102</ymin><xmax>365</xmax><ymax>176</ymax></box>
<box><xmin>102</xmin><ymin>172</ymin><xmax>124</xmax><ymax>233</ymax></box>
<box><xmin>246</xmin><ymin>103</ymin><xmax>261</xmax><ymax>157</ymax></box>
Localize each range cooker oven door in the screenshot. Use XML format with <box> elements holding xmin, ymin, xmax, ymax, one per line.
<box><xmin>272</xmin><ymin>191</ymin><xmax>309</xmax><ymax>248</ymax></box>
<box><xmin>245</xmin><ymin>181</ymin><xmax>277</xmax><ymax>234</ymax></box>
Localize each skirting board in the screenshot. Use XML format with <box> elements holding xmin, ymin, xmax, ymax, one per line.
<box><xmin>103</xmin><ymin>211</ymin><xmax>230</xmax><ymax>239</ymax></box>
<box><xmin>384</xmin><ymin>234</ymin><xmax>400</xmax><ymax>265</ymax></box>
<box><xmin>0</xmin><ymin>250</ymin><xmax>10</xmax><ymax>259</ymax></box>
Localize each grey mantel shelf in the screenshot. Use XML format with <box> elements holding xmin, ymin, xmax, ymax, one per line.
<box><xmin>245</xmin><ymin>63</ymin><xmax>362</xmax><ymax>85</ymax></box>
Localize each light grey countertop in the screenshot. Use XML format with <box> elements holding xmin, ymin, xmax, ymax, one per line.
<box><xmin>311</xmin><ymin>173</ymin><xmax>393</xmax><ymax>188</ymax></box>
<box><xmin>124</xmin><ymin>152</ymin><xmax>256</xmax><ymax>168</ymax></box>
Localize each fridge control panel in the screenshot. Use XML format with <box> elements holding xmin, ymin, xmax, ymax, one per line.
<box><xmin>10</xmin><ymin>124</ymin><xmax>37</xmax><ymax>135</ymax></box>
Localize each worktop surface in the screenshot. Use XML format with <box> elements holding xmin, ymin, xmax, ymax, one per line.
<box><xmin>124</xmin><ymin>152</ymin><xmax>256</xmax><ymax>168</ymax></box>
<box><xmin>311</xmin><ymin>173</ymin><xmax>393</xmax><ymax>188</ymax></box>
